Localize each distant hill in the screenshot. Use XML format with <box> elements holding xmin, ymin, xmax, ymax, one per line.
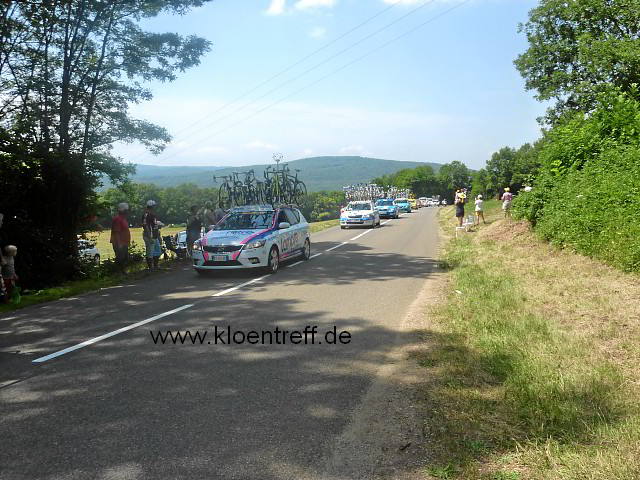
<box><xmin>103</xmin><ymin>156</ymin><xmax>441</xmax><ymax>192</ymax></box>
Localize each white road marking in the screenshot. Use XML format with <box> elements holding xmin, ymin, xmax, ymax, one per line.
<box><xmin>309</xmin><ymin>253</ymin><xmax>323</xmax><ymax>259</ymax></box>
<box><xmin>381</xmin><ymin>220</ymin><xmax>391</xmax><ymax>225</ymax></box>
<box><xmin>350</xmin><ymin>229</ymin><xmax>374</xmax><ymax>241</ymax></box>
<box><xmin>32</xmin><ymin>304</ymin><xmax>195</xmax><ymax>363</ymax></box>
<box><xmin>212</xmin><ymin>275</ymin><xmax>268</xmax><ymax>297</ymax></box>
<box><xmin>286</xmin><ymin>261</ymin><xmax>304</xmax><ymax>268</ymax></box>
<box><xmin>325</xmin><ymin>242</ymin><xmax>348</xmax><ymax>252</ymax></box>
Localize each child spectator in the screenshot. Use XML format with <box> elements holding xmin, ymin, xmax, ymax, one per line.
<box><xmin>475</xmin><ymin>194</ymin><xmax>486</xmax><ymax>225</ymax></box>
<box><xmin>2</xmin><ymin>245</ymin><xmax>18</xmax><ymax>299</ymax></box>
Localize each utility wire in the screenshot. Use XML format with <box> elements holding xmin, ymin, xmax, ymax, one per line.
<box><xmin>128</xmin><ymin>0</ymin><xmax>406</xmax><ymax>163</ymax></box>
<box><xmin>147</xmin><ymin>0</ymin><xmax>440</xmax><ymax>165</ymax></box>
<box><xmin>151</xmin><ymin>0</ymin><xmax>470</xmax><ymax>166</ymax></box>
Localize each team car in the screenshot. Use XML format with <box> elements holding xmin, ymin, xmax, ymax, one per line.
<box><xmin>340</xmin><ymin>200</ymin><xmax>381</xmax><ymax>229</ymax></box>
<box><xmin>375</xmin><ymin>198</ymin><xmax>399</xmax><ymax>218</ymax></box>
<box><xmin>409</xmin><ymin>198</ymin><xmax>419</xmax><ymax>210</ymax></box>
<box><xmin>191</xmin><ymin>205</ymin><xmax>311</xmax><ymax>275</ymax></box>
<box><xmin>394</xmin><ymin>198</ymin><xmax>412</xmax><ymax>213</ymax></box>
<box><xmin>78</xmin><ymin>239</ymin><xmax>100</xmax><ymax>264</ymax></box>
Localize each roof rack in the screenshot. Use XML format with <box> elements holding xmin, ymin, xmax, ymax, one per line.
<box><xmin>230</xmin><ymin>204</ymin><xmax>274</xmax><ymax>212</ymax></box>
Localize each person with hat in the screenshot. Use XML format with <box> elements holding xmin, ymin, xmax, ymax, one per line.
<box><xmin>186</xmin><ymin>205</ymin><xmax>202</xmax><ymax>258</ymax></box>
<box><xmin>501</xmin><ymin>187</ymin><xmax>513</xmax><ymax>219</ymax></box>
<box><xmin>142</xmin><ymin>200</ymin><xmax>164</xmax><ymax>270</ymax></box>
<box><xmin>110</xmin><ymin>203</ymin><xmax>131</xmax><ymax>274</ymax></box>
<box><xmin>474</xmin><ymin>194</ymin><xmax>486</xmax><ymax>225</ymax></box>
<box><xmin>454</xmin><ymin>188</ymin><xmax>466</xmax><ymax>227</ymax></box>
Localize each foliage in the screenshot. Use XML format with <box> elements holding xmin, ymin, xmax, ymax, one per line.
<box><xmin>514</xmin><ymin>88</ymin><xmax>640</xmax><ymax>271</ymax></box>
<box><xmin>372</xmin><ymin>160</ymin><xmax>470</xmax><ymax>202</ymax></box>
<box><xmin>0</xmin><ymin>0</ymin><xmax>212</xmax><ymax>289</ymax></box>
<box><xmin>515</xmin><ymin>0</ymin><xmax>640</xmax><ymax>123</ymax></box>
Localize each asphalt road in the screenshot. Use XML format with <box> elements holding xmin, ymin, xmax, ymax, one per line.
<box><xmin>0</xmin><ymin>207</ymin><xmax>440</xmax><ymax>480</ymax></box>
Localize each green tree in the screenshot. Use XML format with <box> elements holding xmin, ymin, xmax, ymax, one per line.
<box><xmin>515</xmin><ymin>0</ymin><xmax>640</xmax><ymax>123</ymax></box>
<box><xmin>0</xmin><ymin>0</ymin><xmax>212</xmax><ymax>287</ymax></box>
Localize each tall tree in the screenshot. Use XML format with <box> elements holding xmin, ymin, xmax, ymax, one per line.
<box><xmin>0</xmin><ymin>0</ymin><xmax>212</xmax><ymax>287</ymax></box>
<box><xmin>515</xmin><ymin>0</ymin><xmax>640</xmax><ymax>123</ymax></box>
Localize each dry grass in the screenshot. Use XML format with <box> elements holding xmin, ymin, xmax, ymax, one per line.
<box><xmin>416</xmin><ymin>202</ymin><xmax>640</xmax><ymax>479</ymax></box>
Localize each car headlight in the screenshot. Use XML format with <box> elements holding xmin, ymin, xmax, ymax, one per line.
<box><xmin>246</xmin><ymin>239</ymin><xmax>266</xmax><ymax>249</ymax></box>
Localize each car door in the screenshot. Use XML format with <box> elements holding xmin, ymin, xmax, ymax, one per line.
<box><xmin>275</xmin><ymin>209</ymin><xmax>294</xmax><ymax>256</ymax></box>
<box><xmin>285</xmin><ymin>208</ymin><xmax>304</xmax><ymax>252</ymax></box>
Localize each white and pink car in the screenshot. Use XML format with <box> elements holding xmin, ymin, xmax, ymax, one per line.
<box><xmin>191</xmin><ymin>205</ymin><xmax>311</xmax><ymax>275</ymax></box>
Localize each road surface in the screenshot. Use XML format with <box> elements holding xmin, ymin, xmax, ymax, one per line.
<box><xmin>0</xmin><ymin>208</ymin><xmax>439</xmax><ymax>480</ymax></box>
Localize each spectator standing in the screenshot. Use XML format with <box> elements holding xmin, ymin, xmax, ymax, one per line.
<box><xmin>2</xmin><ymin>245</ymin><xmax>18</xmax><ymax>299</ymax></box>
<box><xmin>186</xmin><ymin>205</ymin><xmax>202</xmax><ymax>257</ymax></box>
<box><xmin>475</xmin><ymin>195</ymin><xmax>486</xmax><ymax>225</ymax></box>
<box><xmin>142</xmin><ymin>200</ymin><xmax>164</xmax><ymax>271</ymax></box>
<box><xmin>501</xmin><ymin>187</ymin><xmax>513</xmax><ymax>219</ymax></box>
<box><xmin>454</xmin><ymin>189</ymin><xmax>466</xmax><ymax>227</ymax></box>
<box><xmin>110</xmin><ymin>203</ymin><xmax>131</xmax><ymax>274</ymax></box>
<box><xmin>215</xmin><ymin>207</ymin><xmax>225</xmax><ymax>224</ymax></box>
<box><xmin>203</xmin><ymin>201</ymin><xmax>216</xmax><ymax>231</ymax></box>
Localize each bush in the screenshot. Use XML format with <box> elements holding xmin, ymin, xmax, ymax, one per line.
<box><xmin>533</xmin><ymin>145</ymin><xmax>640</xmax><ymax>271</ymax></box>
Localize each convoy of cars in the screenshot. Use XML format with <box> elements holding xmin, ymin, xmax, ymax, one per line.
<box><xmin>340</xmin><ymin>200</ymin><xmax>381</xmax><ymax>229</ymax></box>
<box><xmin>190</xmin><ymin>195</ymin><xmax>424</xmax><ymax>275</ymax></box>
<box><xmin>191</xmin><ymin>205</ymin><xmax>311</xmax><ymax>275</ymax></box>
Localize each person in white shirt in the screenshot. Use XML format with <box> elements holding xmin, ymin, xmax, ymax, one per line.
<box><xmin>475</xmin><ymin>195</ymin><xmax>486</xmax><ymax>225</ymax></box>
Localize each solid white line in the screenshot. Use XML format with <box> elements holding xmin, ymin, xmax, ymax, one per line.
<box><xmin>381</xmin><ymin>220</ymin><xmax>391</xmax><ymax>225</ymax></box>
<box><xmin>212</xmin><ymin>275</ymin><xmax>268</xmax><ymax>297</ymax></box>
<box><xmin>325</xmin><ymin>242</ymin><xmax>348</xmax><ymax>252</ymax></box>
<box><xmin>32</xmin><ymin>304</ymin><xmax>195</xmax><ymax>363</ymax></box>
<box><xmin>286</xmin><ymin>261</ymin><xmax>304</xmax><ymax>268</ymax></box>
<box><xmin>309</xmin><ymin>253</ymin><xmax>323</xmax><ymax>259</ymax></box>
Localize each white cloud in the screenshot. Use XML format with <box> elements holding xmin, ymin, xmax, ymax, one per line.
<box><xmin>309</xmin><ymin>26</ymin><xmax>327</xmax><ymax>38</ymax></box>
<box><xmin>192</xmin><ymin>146</ymin><xmax>229</xmax><ymax>155</ymax></box>
<box><xmin>339</xmin><ymin>145</ymin><xmax>368</xmax><ymax>155</ymax></box>
<box><xmin>302</xmin><ymin>148</ymin><xmax>315</xmax><ymax>156</ymax></box>
<box><xmin>266</xmin><ymin>0</ymin><xmax>286</xmax><ymax>15</ymax></box>
<box><xmin>295</xmin><ymin>0</ymin><xmax>337</xmax><ymax>11</ymax></box>
<box><xmin>243</xmin><ymin>140</ymin><xmax>279</xmax><ymax>150</ymax></box>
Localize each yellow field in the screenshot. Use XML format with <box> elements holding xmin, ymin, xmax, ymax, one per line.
<box><xmin>85</xmin><ymin>226</ymin><xmax>184</xmax><ymax>261</ymax></box>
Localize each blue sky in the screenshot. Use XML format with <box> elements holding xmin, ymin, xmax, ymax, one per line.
<box><xmin>114</xmin><ymin>0</ymin><xmax>548</xmax><ymax>170</ymax></box>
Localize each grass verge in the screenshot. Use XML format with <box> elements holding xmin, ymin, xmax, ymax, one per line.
<box><xmin>417</xmin><ymin>201</ymin><xmax>640</xmax><ymax>479</ymax></box>
<box><xmin>1</xmin><ymin>219</ymin><xmax>341</xmax><ymax>313</ymax></box>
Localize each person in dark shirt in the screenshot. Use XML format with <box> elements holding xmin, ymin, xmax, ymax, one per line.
<box><xmin>186</xmin><ymin>205</ymin><xmax>202</xmax><ymax>257</ymax></box>
<box><xmin>142</xmin><ymin>200</ymin><xmax>164</xmax><ymax>270</ymax></box>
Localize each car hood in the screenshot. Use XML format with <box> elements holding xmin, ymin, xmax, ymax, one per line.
<box><xmin>201</xmin><ymin>228</ymin><xmax>270</xmax><ymax>246</ymax></box>
<box><xmin>376</xmin><ymin>205</ymin><xmax>396</xmax><ymax>209</ymax></box>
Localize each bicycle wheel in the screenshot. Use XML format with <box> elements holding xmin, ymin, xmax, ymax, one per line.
<box><xmin>293</xmin><ymin>181</ymin><xmax>307</xmax><ymax>205</ymax></box>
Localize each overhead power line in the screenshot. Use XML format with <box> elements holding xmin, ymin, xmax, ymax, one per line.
<box><xmin>146</xmin><ymin>0</ymin><xmax>441</xmax><ymax>166</ymax></box>
<box><xmin>128</xmin><ymin>0</ymin><xmax>406</xmax><ymax>164</ymax></box>
<box><xmin>150</xmin><ymin>0</ymin><xmax>471</xmax><ymax>166</ymax></box>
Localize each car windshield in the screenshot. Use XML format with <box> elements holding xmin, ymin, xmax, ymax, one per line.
<box><xmin>396</xmin><ymin>199</ymin><xmax>408</xmax><ymax>204</ymax></box>
<box><xmin>178</xmin><ymin>232</ymin><xmax>187</xmax><ymax>242</ymax></box>
<box><xmin>348</xmin><ymin>203</ymin><xmax>371</xmax><ymax>211</ymax></box>
<box><xmin>214</xmin><ymin>212</ymin><xmax>274</xmax><ymax>230</ymax></box>
<box><xmin>376</xmin><ymin>200</ymin><xmax>393</xmax><ymax>206</ymax></box>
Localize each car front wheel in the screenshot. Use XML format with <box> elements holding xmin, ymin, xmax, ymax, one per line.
<box><xmin>302</xmin><ymin>238</ymin><xmax>311</xmax><ymax>260</ymax></box>
<box><xmin>267</xmin><ymin>246</ymin><xmax>279</xmax><ymax>274</ymax></box>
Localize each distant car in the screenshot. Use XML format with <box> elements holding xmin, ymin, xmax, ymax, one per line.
<box><xmin>441</xmin><ymin>200</ymin><xmax>447</xmax><ymax>206</ymax></box>
<box><xmin>395</xmin><ymin>198</ymin><xmax>412</xmax><ymax>213</ymax></box>
<box><xmin>409</xmin><ymin>198</ymin><xmax>419</xmax><ymax>210</ymax></box>
<box><xmin>340</xmin><ymin>200</ymin><xmax>381</xmax><ymax>228</ymax></box>
<box><xmin>192</xmin><ymin>205</ymin><xmax>311</xmax><ymax>275</ymax></box>
<box><xmin>375</xmin><ymin>198</ymin><xmax>399</xmax><ymax>219</ymax></box>
<box><xmin>78</xmin><ymin>239</ymin><xmax>100</xmax><ymax>264</ymax></box>
<box><xmin>418</xmin><ymin>197</ymin><xmax>428</xmax><ymax>207</ymax></box>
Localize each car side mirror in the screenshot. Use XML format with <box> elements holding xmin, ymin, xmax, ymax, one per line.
<box><xmin>279</xmin><ymin>222</ymin><xmax>290</xmax><ymax>229</ymax></box>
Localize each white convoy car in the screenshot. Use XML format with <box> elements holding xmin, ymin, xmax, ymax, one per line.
<box><xmin>191</xmin><ymin>205</ymin><xmax>311</xmax><ymax>275</ymax></box>
<box><xmin>340</xmin><ymin>200</ymin><xmax>381</xmax><ymax>229</ymax></box>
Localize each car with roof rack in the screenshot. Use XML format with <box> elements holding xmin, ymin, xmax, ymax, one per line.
<box><xmin>340</xmin><ymin>200</ymin><xmax>381</xmax><ymax>229</ymax></box>
<box><xmin>191</xmin><ymin>205</ymin><xmax>311</xmax><ymax>275</ymax></box>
